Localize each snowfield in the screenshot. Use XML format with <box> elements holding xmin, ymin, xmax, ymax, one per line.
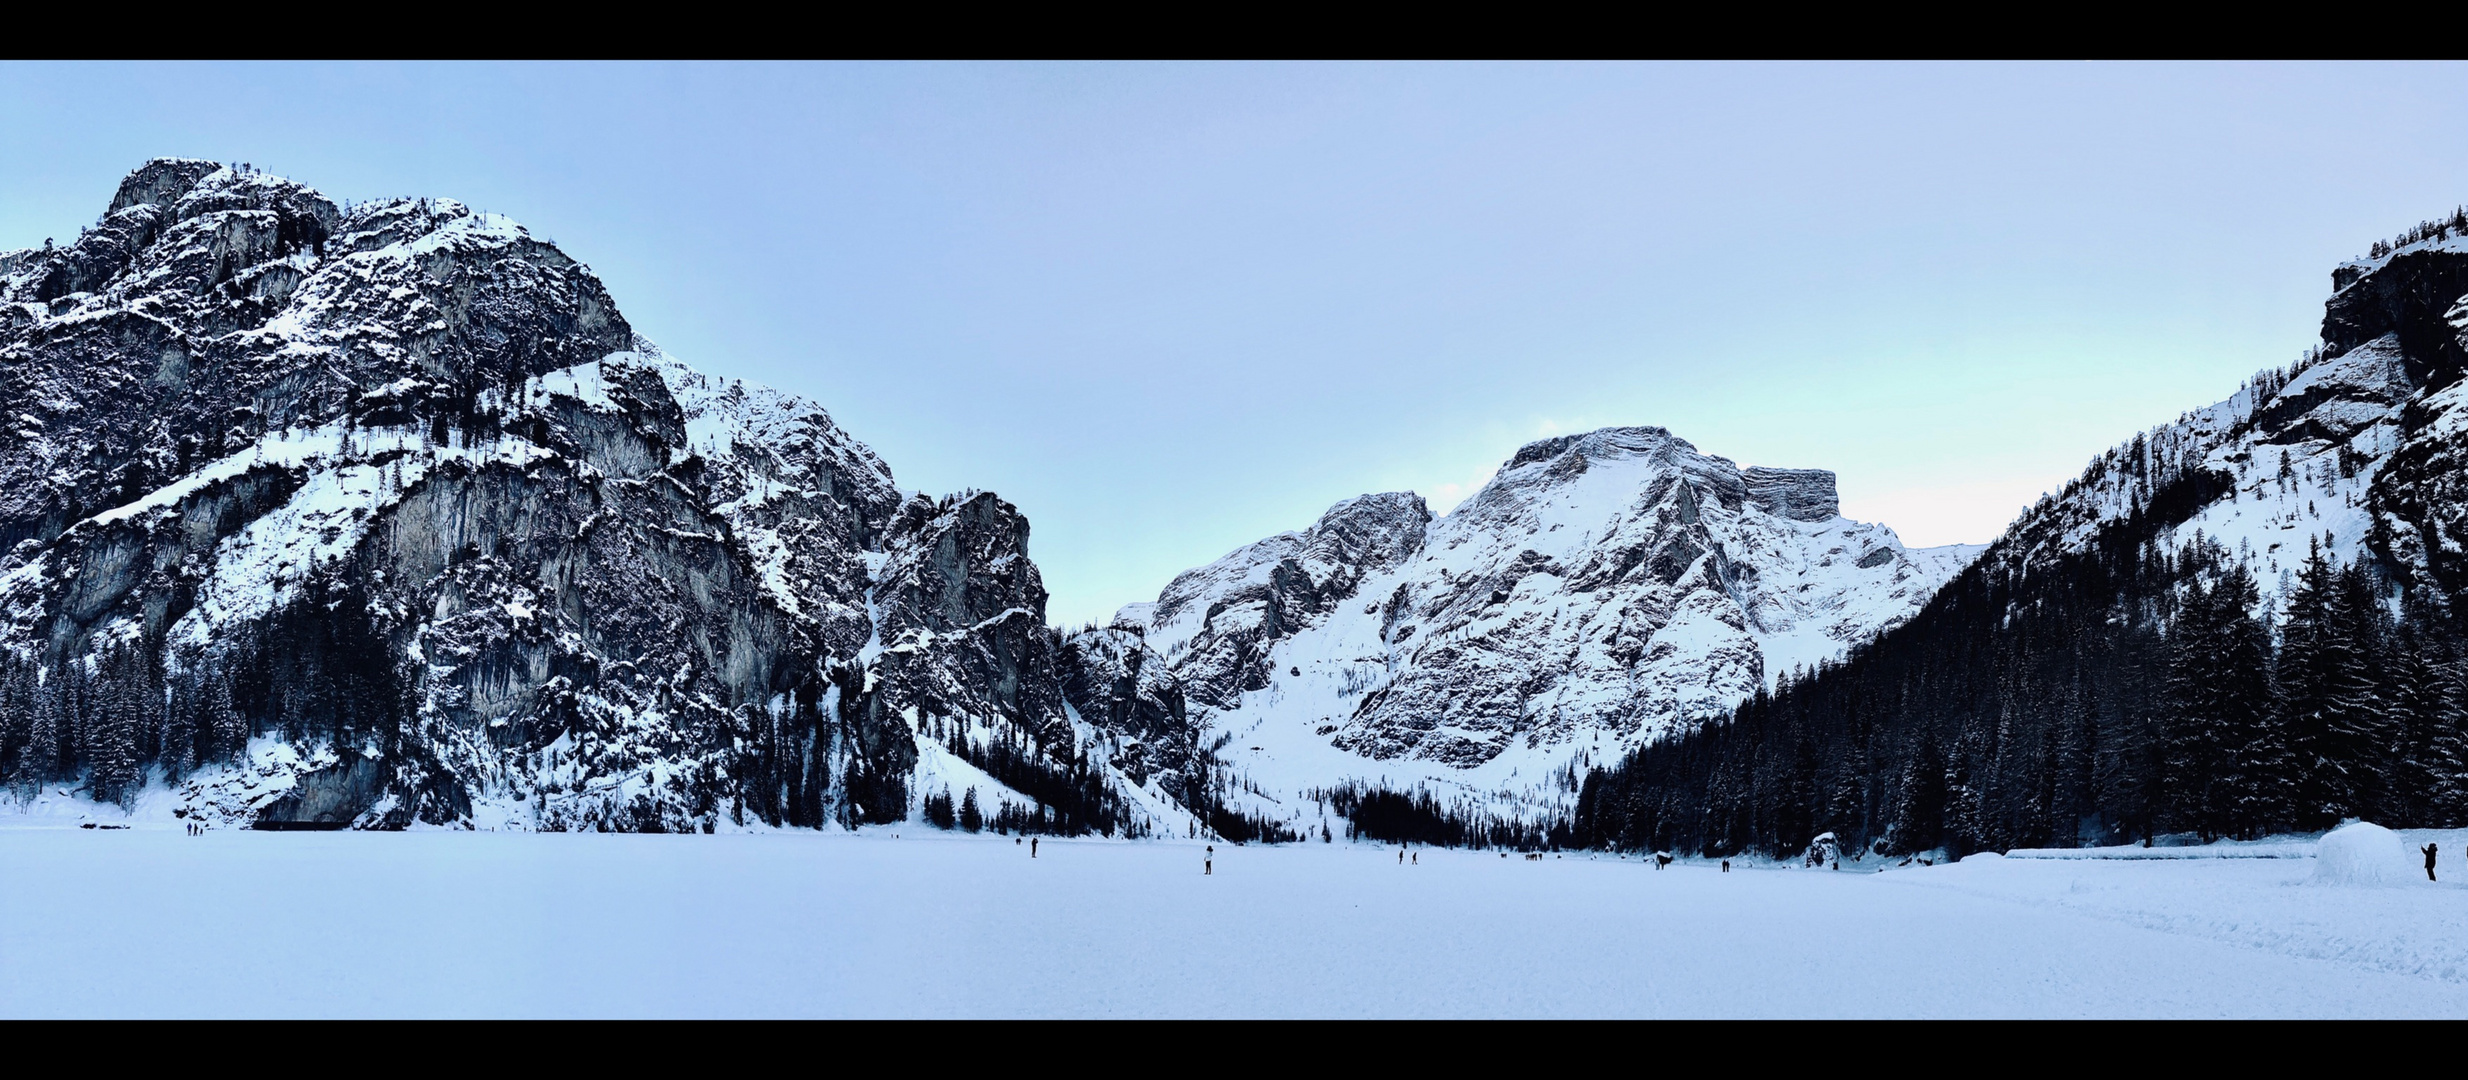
<box><xmin>5</xmin><ymin>827</ymin><xmax>2468</xmax><ymax>1017</ymax></box>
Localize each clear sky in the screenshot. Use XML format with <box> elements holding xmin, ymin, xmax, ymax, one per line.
<box><xmin>5</xmin><ymin>62</ymin><xmax>2465</xmax><ymax>625</ymax></box>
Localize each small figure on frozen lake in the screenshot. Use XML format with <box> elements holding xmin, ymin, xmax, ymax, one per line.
<box><xmin>1031</xmin><ymin>837</ymin><xmax>1038</xmax><ymax>858</ymax></box>
<box><xmin>1721</xmin><ymin>859</ymin><xmax>1730</xmax><ymax>873</ymax></box>
<box><xmin>2425</xmin><ymin>842</ymin><xmax>2439</xmax><ymax>882</ymax></box>
<box><xmin>1655</xmin><ymin>852</ymin><xmax>1672</xmax><ymax>870</ymax></box>
<box><xmin>1412</xmin><ymin>851</ymin><xmax>1418</xmax><ymax>865</ymax></box>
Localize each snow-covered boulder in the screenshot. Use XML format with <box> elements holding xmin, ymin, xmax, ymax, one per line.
<box><xmin>2312</xmin><ymin>822</ymin><xmax>2416</xmax><ymax>886</ymax></box>
<box><xmin>1804</xmin><ymin>831</ymin><xmax>1841</xmax><ymax>868</ymax></box>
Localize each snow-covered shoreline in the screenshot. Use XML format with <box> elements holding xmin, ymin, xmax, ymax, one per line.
<box><xmin>6</xmin><ymin>825</ymin><xmax>2465</xmax><ymax>1018</ymax></box>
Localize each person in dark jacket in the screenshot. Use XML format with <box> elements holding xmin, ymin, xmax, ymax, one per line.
<box><xmin>2425</xmin><ymin>842</ymin><xmax>2439</xmax><ymax>882</ymax></box>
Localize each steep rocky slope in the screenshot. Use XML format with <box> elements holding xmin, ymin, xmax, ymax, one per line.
<box><xmin>1982</xmin><ymin>223</ymin><xmax>2468</xmax><ymax>616</ymax></box>
<box><xmin>0</xmin><ymin>160</ymin><xmax>1154</xmax><ymax>834</ymax></box>
<box><xmin>1075</xmin><ymin>429</ymin><xmax>1979</xmax><ymax>826</ymax></box>
<box><xmin>1571</xmin><ymin>209</ymin><xmax>2468</xmax><ymax>858</ymax></box>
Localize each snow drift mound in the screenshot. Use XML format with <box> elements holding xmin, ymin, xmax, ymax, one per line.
<box><xmin>2312</xmin><ymin>822</ymin><xmax>2415</xmax><ymax>886</ymax></box>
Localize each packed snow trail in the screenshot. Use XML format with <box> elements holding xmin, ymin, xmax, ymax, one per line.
<box><xmin>4</xmin><ymin>829</ymin><xmax>2466</xmax><ymax>1017</ymax></box>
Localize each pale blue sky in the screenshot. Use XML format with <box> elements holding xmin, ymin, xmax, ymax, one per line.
<box><xmin>5</xmin><ymin>62</ymin><xmax>2464</xmax><ymax>625</ymax></box>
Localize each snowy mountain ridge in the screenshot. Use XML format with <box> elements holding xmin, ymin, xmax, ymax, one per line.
<box><xmin>0</xmin><ymin>159</ymin><xmax>1187</xmax><ymax>837</ymax></box>
<box><xmin>1079</xmin><ymin>425</ymin><xmax>1980</xmax><ymax>827</ymax></box>
<box><xmin>1990</xmin><ymin>205</ymin><xmax>2468</xmax><ymax>618</ymax></box>
<box><xmin>1570</xmin><ymin>206</ymin><xmax>2468</xmax><ymax>862</ymax></box>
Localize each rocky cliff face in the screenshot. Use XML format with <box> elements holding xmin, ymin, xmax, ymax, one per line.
<box><xmin>1976</xmin><ymin>221</ymin><xmax>2468</xmax><ymax>619</ymax></box>
<box><xmin>0</xmin><ymin>160</ymin><xmax>1146</xmax><ymax>834</ymax></box>
<box><xmin>1080</xmin><ymin>428</ymin><xmax>1979</xmax><ymax>824</ymax></box>
<box><xmin>1566</xmin><ymin>211</ymin><xmax>2468</xmax><ymax>859</ymax></box>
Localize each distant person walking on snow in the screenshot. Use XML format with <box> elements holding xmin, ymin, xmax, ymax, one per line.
<box><xmin>2426</xmin><ymin>842</ymin><xmax>2440</xmax><ymax>882</ymax></box>
<box><xmin>1030</xmin><ymin>837</ymin><xmax>1038</xmax><ymax>858</ymax></box>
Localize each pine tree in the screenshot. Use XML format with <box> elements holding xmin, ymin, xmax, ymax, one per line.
<box><xmin>204</xmin><ymin>665</ymin><xmax>244</xmax><ymax>763</ymax></box>
<box><xmin>2327</xmin><ymin>565</ymin><xmax>2398</xmax><ymax>821</ymax></box>
<box><xmin>2052</xmin><ymin>676</ymin><xmax>2096</xmax><ymax>845</ymax></box>
<box><xmin>1887</xmin><ymin>738</ymin><xmax>1945</xmax><ymax>854</ymax></box>
<box><xmin>0</xmin><ymin>655</ymin><xmax>25</xmax><ymax>777</ymax></box>
<box><xmin>2160</xmin><ymin>576</ymin><xmax>2227</xmax><ymax>840</ymax></box>
<box><xmin>87</xmin><ymin>648</ymin><xmax>142</xmax><ymax>807</ymax></box>
<box><xmin>1945</xmin><ymin>721</ymin><xmax>1988</xmax><ymax>856</ymax></box>
<box><xmin>2205</xmin><ymin>565</ymin><xmax>2281</xmax><ymax>838</ymax></box>
<box><xmin>2387</xmin><ymin>624</ymin><xmax>2450</xmax><ymax>826</ymax></box>
<box><xmin>2279</xmin><ymin>543</ymin><xmax>2346</xmax><ymax>827</ymax></box>
<box><xmin>923</xmin><ymin>786</ymin><xmax>956</xmax><ymax>829</ymax></box>
<box><xmin>27</xmin><ymin>663</ymin><xmax>61</xmax><ymax>783</ymax></box>
<box><xmin>2423</xmin><ymin>645</ymin><xmax>2468</xmax><ymax>827</ymax></box>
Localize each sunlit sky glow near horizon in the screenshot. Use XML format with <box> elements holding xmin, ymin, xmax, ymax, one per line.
<box><xmin>6</xmin><ymin>61</ymin><xmax>2467</xmax><ymax>625</ymax></box>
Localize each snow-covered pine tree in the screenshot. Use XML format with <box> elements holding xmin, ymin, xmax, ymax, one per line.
<box><xmin>923</xmin><ymin>786</ymin><xmax>956</xmax><ymax>829</ymax></box>
<box><xmin>2386</xmin><ymin>621</ymin><xmax>2453</xmax><ymax>826</ymax></box>
<box><xmin>2326</xmin><ymin>563</ymin><xmax>2399</xmax><ymax>822</ymax></box>
<box><xmin>2205</xmin><ymin>564</ymin><xmax>2281</xmax><ymax>838</ymax></box>
<box><xmin>86</xmin><ymin>647</ymin><xmax>142</xmax><ymax>807</ymax></box>
<box><xmin>2279</xmin><ymin>542</ymin><xmax>2347</xmax><ymax>828</ymax></box>
<box><xmin>2161</xmin><ymin>572</ymin><xmax>2231</xmax><ymax>840</ymax></box>
<box><xmin>204</xmin><ymin>664</ymin><xmax>245</xmax><ymax>763</ymax></box>
<box><xmin>25</xmin><ymin>664</ymin><xmax>61</xmax><ymax>786</ymax></box>
<box><xmin>0</xmin><ymin>653</ymin><xmax>29</xmax><ymax>790</ymax></box>
<box><xmin>2426</xmin><ymin>646</ymin><xmax>2468</xmax><ymax>827</ymax></box>
<box><xmin>1945</xmin><ymin>723</ymin><xmax>1987</xmax><ymax>856</ymax></box>
<box><xmin>1821</xmin><ymin>764</ymin><xmax>1863</xmax><ymax>845</ymax></box>
<box><xmin>1886</xmin><ymin>737</ymin><xmax>1945</xmax><ymax>854</ymax></box>
<box><xmin>2052</xmin><ymin>674</ymin><xmax>2097</xmax><ymax>844</ymax></box>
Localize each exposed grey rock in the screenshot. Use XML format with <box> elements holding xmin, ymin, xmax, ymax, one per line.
<box><xmin>1146</xmin><ymin>491</ymin><xmax>1430</xmax><ymax>714</ymax></box>
<box><xmin>1106</xmin><ymin>426</ymin><xmax>1978</xmax><ymax>822</ymax></box>
<box><xmin>1744</xmin><ymin>467</ymin><xmax>1839</xmax><ymax>523</ymax></box>
<box><xmin>0</xmin><ymin>160</ymin><xmax>1134</xmax><ymax>835</ymax></box>
<box><xmin>1055</xmin><ymin>625</ymin><xmax>1196</xmax><ymax>800</ymax></box>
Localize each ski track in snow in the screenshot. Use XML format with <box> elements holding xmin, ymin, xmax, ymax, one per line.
<box><xmin>3</xmin><ymin>826</ymin><xmax>2465</xmax><ymax>1018</ymax></box>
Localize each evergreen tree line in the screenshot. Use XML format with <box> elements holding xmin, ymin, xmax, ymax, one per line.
<box><xmin>0</xmin><ymin>581</ymin><xmax>401</xmax><ymax>805</ymax></box>
<box><xmin>1573</xmin><ymin>525</ymin><xmax>2468</xmax><ymax>860</ymax></box>
<box><xmin>2366</xmin><ymin>206</ymin><xmax>2468</xmax><ymax>260</ymax></box>
<box><xmin>1320</xmin><ymin>782</ymin><xmax>1566</xmax><ymax>850</ymax></box>
<box><xmin>923</xmin><ymin>712</ymin><xmax>1136</xmax><ymax>837</ymax></box>
<box><xmin>1178</xmin><ymin>751</ymin><xmax>1297</xmax><ymax>845</ymax></box>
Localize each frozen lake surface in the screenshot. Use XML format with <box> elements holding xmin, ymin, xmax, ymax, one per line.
<box><xmin>5</xmin><ymin>826</ymin><xmax>2467</xmax><ymax>1017</ymax></box>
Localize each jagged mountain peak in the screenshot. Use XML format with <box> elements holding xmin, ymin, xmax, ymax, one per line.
<box><xmin>1</xmin><ymin>160</ymin><xmax>1181</xmax><ymax>839</ymax></box>
<box><xmin>1580</xmin><ymin>204</ymin><xmax>2468</xmax><ymax>858</ymax></box>
<box><xmin>1080</xmin><ymin>421</ymin><xmax>1976</xmax><ymax>825</ymax></box>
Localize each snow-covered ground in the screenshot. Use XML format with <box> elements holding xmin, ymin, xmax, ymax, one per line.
<box><xmin>5</xmin><ymin>827</ymin><xmax>2467</xmax><ymax>1017</ymax></box>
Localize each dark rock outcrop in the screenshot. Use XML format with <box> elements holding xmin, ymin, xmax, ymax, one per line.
<box><xmin>0</xmin><ymin>160</ymin><xmax>1127</xmax><ymax>834</ymax></box>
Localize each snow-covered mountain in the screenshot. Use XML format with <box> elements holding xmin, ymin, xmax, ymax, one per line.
<box><xmin>1075</xmin><ymin>428</ymin><xmax>1979</xmax><ymax>826</ymax></box>
<box><xmin>1572</xmin><ymin>209</ymin><xmax>2468</xmax><ymax>859</ymax></box>
<box><xmin>1985</xmin><ymin>216</ymin><xmax>2468</xmax><ymax>613</ymax></box>
<box><xmin>0</xmin><ymin>160</ymin><xmax>1180</xmax><ymax>835</ymax></box>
